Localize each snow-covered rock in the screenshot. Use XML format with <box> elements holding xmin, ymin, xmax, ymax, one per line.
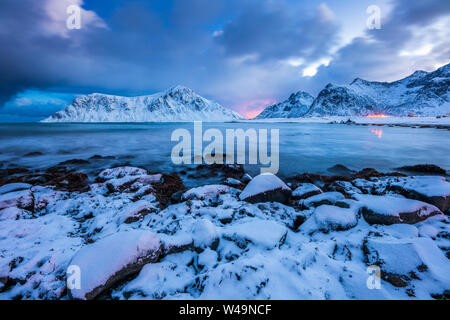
<box><xmin>0</xmin><ymin>207</ymin><xmax>27</xmax><ymax>221</ymax></box>
<box><xmin>98</xmin><ymin>166</ymin><xmax>148</xmax><ymax>180</ymax></box>
<box><xmin>314</xmin><ymin>205</ymin><xmax>358</xmax><ymax>232</ymax></box>
<box><xmin>364</xmin><ymin>237</ymin><xmax>450</xmax><ymax>287</ymax></box>
<box><xmin>355</xmin><ymin>194</ymin><xmax>441</xmax><ymax>225</ymax></box>
<box><xmin>389</xmin><ymin>176</ymin><xmax>450</xmax><ymax>213</ymax></box>
<box><xmin>42</xmin><ymin>86</ymin><xmax>243</xmax><ymax>123</ymax></box>
<box><xmin>68</xmin><ymin>231</ymin><xmax>162</xmax><ymax>300</ymax></box>
<box><xmin>224</xmin><ymin>177</ymin><xmax>243</xmax><ymax>187</ymax></box>
<box><xmin>302</xmin><ymin>191</ymin><xmax>346</xmax><ymax>208</ymax></box>
<box><xmin>0</xmin><ymin>190</ymin><xmax>33</xmax><ymax>211</ymax></box>
<box><xmin>222</xmin><ymin>219</ymin><xmax>287</xmax><ymax>249</ymax></box>
<box><xmin>0</xmin><ymin>183</ymin><xmax>31</xmax><ymax>195</ymax></box>
<box><xmin>182</xmin><ymin>185</ymin><xmax>237</xmax><ymax>201</ymax></box>
<box><xmin>1</xmin><ymin>164</ymin><xmax>449</xmax><ymax>300</ymax></box>
<box><xmin>256</xmin><ymin>91</ymin><xmax>315</xmax><ymax>119</ymax></box>
<box><xmin>119</xmin><ymin>200</ymin><xmax>157</xmax><ymax>224</ymax></box>
<box><xmin>292</xmin><ymin>183</ymin><xmax>322</xmax><ymax>200</ymax></box>
<box><xmin>239</xmin><ymin>173</ymin><xmax>292</xmax><ymax>204</ymax></box>
<box><xmin>190</xmin><ymin>219</ymin><xmax>218</xmax><ymax>249</ymax></box>
<box><xmin>327</xmin><ymin>181</ymin><xmax>362</xmax><ymax>195</ymax></box>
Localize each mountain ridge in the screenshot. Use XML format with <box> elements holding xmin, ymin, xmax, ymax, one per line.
<box><xmin>255</xmin><ymin>63</ymin><xmax>449</xmax><ymax>118</ymax></box>
<box><xmin>42</xmin><ymin>85</ymin><xmax>244</xmax><ymax>123</ymax></box>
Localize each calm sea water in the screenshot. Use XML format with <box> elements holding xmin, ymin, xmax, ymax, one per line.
<box><xmin>0</xmin><ymin>123</ymin><xmax>449</xmax><ymax>184</ymax></box>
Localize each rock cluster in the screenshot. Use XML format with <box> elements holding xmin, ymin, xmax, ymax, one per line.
<box><xmin>0</xmin><ymin>163</ymin><xmax>449</xmax><ymax>300</ymax></box>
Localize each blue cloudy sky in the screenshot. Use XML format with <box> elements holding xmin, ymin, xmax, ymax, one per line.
<box><xmin>0</xmin><ymin>0</ymin><xmax>449</xmax><ymax>120</ymax></box>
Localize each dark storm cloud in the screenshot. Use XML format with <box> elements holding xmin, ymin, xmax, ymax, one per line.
<box><xmin>215</xmin><ymin>2</ymin><xmax>339</xmax><ymax>62</ymax></box>
<box><xmin>0</xmin><ymin>0</ymin><xmax>236</xmax><ymax>107</ymax></box>
<box><xmin>0</xmin><ymin>0</ymin><xmax>448</xmax><ymax>120</ymax></box>
<box><xmin>313</xmin><ymin>0</ymin><xmax>450</xmax><ymax>86</ymax></box>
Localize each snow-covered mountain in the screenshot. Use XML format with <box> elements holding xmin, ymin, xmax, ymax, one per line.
<box><xmin>255</xmin><ymin>91</ymin><xmax>315</xmax><ymax>119</ymax></box>
<box><xmin>42</xmin><ymin>86</ymin><xmax>244</xmax><ymax>122</ymax></box>
<box><xmin>306</xmin><ymin>63</ymin><xmax>450</xmax><ymax>117</ymax></box>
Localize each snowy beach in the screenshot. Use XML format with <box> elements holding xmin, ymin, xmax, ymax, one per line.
<box><xmin>0</xmin><ymin>160</ymin><xmax>449</xmax><ymax>300</ymax></box>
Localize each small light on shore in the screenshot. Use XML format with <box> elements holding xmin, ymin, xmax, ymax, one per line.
<box><xmin>366</xmin><ymin>114</ymin><xmax>388</xmax><ymax>118</ymax></box>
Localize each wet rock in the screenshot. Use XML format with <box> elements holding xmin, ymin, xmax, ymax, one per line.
<box><xmin>195</xmin><ymin>164</ymin><xmax>245</xmax><ymax>180</ymax></box>
<box><xmin>152</xmin><ymin>173</ymin><xmax>186</xmax><ymax>208</ymax></box>
<box><xmin>327</xmin><ymin>164</ymin><xmax>355</xmax><ymax>176</ymax></box>
<box><xmin>0</xmin><ymin>168</ymin><xmax>30</xmax><ymax>180</ymax></box>
<box><xmin>355</xmin><ymin>194</ymin><xmax>442</xmax><ymax>225</ymax></box>
<box><xmin>24</xmin><ymin>151</ymin><xmax>43</xmax><ymax>157</ymax></box>
<box><xmin>89</xmin><ymin>155</ymin><xmax>116</xmax><ymax>160</ymax></box>
<box><xmin>239</xmin><ymin>173</ymin><xmax>292</xmax><ymax>204</ymax></box>
<box><xmin>291</xmin><ymin>183</ymin><xmax>322</xmax><ymax>200</ymax></box>
<box><xmin>58</xmin><ymin>159</ymin><xmax>90</xmax><ymax>166</ymax></box>
<box><xmin>170</xmin><ymin>190</ymin><xmax>184</xmax><ymax>204</ymax></box>
<box><xmin>68</xmin><ymin>231</ymin><xmax>162</xmax><ymax>300</ymax></box>
<box><xmin>353</xmin><ymin>168</ymin><xmax>406</xmax><ymax>180</ymax></box>
<box><xmin>397</xmin><ymin>164</ymin><xmax>446</xmax><ymax>175</ymax></box>
<box><xmin>50</xmin><ymin>172</ymin><xmax>90</xmax><ymax>193</ymax></box>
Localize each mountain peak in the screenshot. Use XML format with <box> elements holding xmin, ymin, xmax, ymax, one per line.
<box><xmin>256</xmin><ymin>90</ymin><xmax>315</xmax><ymax>119</ymax></box>
<box><xmin>305</xmin><ymin>65</ymin><xmax>449</xmax><ymax>117</ymax></box>
<box><xmin>166</xmin><ymin>85</ymin><xmax>193</xmax><ymax>94</ymax></box>
<box><xmin>42</xmin><ymin>86</ymin><xmax>243</xmax><ymax>122</ymax></box>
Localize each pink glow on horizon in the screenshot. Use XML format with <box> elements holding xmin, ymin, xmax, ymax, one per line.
<box><xmin>236</xmin><ymin>98</ymin><xmax>277</xmax><ymax>119</ymax></box>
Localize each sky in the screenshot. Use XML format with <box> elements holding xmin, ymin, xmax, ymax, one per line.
<box><xmin>0</xmin><ymin>0</ymin><xmax>449</xmax><ymax>121</ymax></box>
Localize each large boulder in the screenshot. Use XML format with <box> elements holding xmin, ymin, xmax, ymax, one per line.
<box><xmin>68</xmin><ymin>231</ymin><xmax>162</xmax><ymax>300</ymax></box>
<box><xmin>389</xmin><ymin>176</ymin><xmax>450</xmax><ymax>213</ymax></box>
<box><xmin>239</xmin><ymin>173</ymin><xmax>292</xmax><ymax>204</ymax></box>
<box><xmin>355</xmin><ymin>194</ymin><xmax>441</xmax><ymax>225</ymax></box>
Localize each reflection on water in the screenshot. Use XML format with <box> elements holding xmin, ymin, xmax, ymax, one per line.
<box><xmin>370</xmin><ymin>128</ymin><xmax>383</xmax><ymax>139</ymax></box>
